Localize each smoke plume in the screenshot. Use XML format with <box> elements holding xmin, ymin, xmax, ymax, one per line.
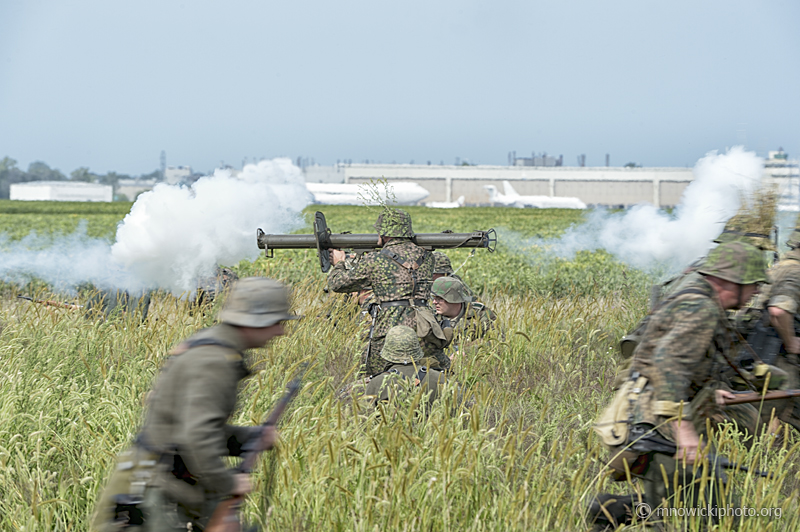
<box><xmin>509</xmin><ymin>146</ymin><xmax>765</xmax><ymax>273</ymax></box>
<box><xmin>1</xmin><ymin>158</ymin><xmax>312</xmax><ymax>294</ymax></box>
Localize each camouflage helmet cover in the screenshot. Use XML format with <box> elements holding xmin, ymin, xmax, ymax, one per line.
<box><xmin>431</xmin><ymin>276</ymin><xmax>474</xmax><ymax>304</ymax></box>
<box><xmin>219</xmin><ymin>277</ymin><xmax>302</xmax><ymax>328</ymax></box>
<box><xmin>697</xmin><ymin>241</ymin><xmax>767</xmax><ymax>285</ymax></box>
<box><xmin>433</xmin><ymin>251</ymin><xmax>454</xmax><ymax>275</ymax></box>
<box><xmin>374</xmin><ymin>209</ymin><xmax>414</xmax><ymax>238</ymax></box>
<box><xmin>381</xmin><ymin>325</ymin><xmax>423</xmax><ymax>364</ymax></box>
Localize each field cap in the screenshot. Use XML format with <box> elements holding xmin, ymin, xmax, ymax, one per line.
<box><xmin>381</xmin><ymin>325</ymin><xmax>423</xmax><ymax>364</ymax></box>
<box><xmin>219</xmin><ymin>277</ymin><xmax>301</xmax><ymax>328</ymax></box>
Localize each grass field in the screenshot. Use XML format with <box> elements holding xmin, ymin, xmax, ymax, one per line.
<box><xmin>0</xmin><ymin>201</ymin><xmax>798</xmax><ymax>531</ymax></box>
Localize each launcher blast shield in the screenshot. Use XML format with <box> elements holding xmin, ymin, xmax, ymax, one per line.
<box><xmin>257</xmin><ymin>211</ymin><xmax>497</xmax><ymax>272</ymax></box>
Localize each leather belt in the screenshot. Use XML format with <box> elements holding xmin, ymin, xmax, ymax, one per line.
<box><xmin>380</xmin><ymin>299</ymin><xmax>427</xmax><ymax>309</ymax></box>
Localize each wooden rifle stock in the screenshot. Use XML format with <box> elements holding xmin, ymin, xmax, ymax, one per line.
<box><xmin>206</xmin><ymin>374</ymin><xmax>304</xmax><ymax>532</ymax></box>
<box><xmin>721</xmin><ymin>389</ymin><xmax>800</xmax><ymax>405</ymax></box>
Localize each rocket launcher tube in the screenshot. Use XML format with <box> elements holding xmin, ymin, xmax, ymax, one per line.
<box><xmin>257</xmin><ymin>211</ymin><xmax>497</xmax><ymax>272</ymax></box>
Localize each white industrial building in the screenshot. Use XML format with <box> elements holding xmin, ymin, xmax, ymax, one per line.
<box><xmin>10</xmin><ymin>181</ymin><xmax>113</xmax><ymax>202</ymax></box>
<box><xmin>302</xmin><ymin>164</ymin><xmax>695</xmax><ymax>208</ymax></box>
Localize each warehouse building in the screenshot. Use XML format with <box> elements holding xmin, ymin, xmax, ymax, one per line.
<box><xmin>10</xmin><ymin>181</ymin><xmax>113</xmax><ymax>202</ymax></box>
<box><xmin>303</xmin><ymin>164</ymin><xmax>694</xmax><ymax>208</ymax></box>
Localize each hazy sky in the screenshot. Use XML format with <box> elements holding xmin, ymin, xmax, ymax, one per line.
<box><xmin>1</xmin><ymin>0</ymin><xmax>798</xmax><ymax>176</ymax></box>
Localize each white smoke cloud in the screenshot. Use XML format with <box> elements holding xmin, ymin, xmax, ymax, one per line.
<box><xmin>0</xmin><ymin>158</ymin><xmax>312</xmax><ymax>294</ymax></box>
<box><xmin>512</xmin><ymin>146</ymin><xmax>765</xmax><ymax>272</ymax></box>
<box><xmin>0</xmin><ymin>222</ymin><xmax>141</xmax><ymax>292</ymax></box>
<box><xmin>111</xmin><ymin>158</ymin><xmax>312</xmax><ymax>293</ymax></box>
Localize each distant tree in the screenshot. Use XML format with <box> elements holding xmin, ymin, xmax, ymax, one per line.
<box><xmin>0</xmin><ymin>156</ymin><xmax>28</xmax><ymax>199</ymax></box>
<box><xmin>70</xmin><ymin>167</ymin><xmax>98</xmax><ymax>182</ymax></box>
<box><xmin>96</xmin><ymin>171</ymin><xmax>130</xmax><ymax>188</ymax></box>
<box><xmin>624</xmin><ymin>162</ymin><xmax>641</xmax><ymax>168</ymax></box>
<box><xmin>27</xmin><ymin>161</ymin><xmax>66</xmax><ymax>181</ymax></box>
<box><xmin>138</xmin><ymin>169</ymin><xmax>161</xmax><ymax>180</ymax></box>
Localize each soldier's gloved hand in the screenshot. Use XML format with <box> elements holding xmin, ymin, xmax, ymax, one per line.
<box><xmin>232</xmin><ymin>473</ymin><xmax>253</xmax><ymax>496</ymax></box>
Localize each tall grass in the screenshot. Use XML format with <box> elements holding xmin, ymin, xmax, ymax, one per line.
<box><xmin>0</xmin><ymin>205</ymin><xmax>798</xmax><ymax>530</ymax></box>
<box><xmin>1</xmin><ymin>275</ymin><xmax>797</xmax><ymax>530</ymax></box>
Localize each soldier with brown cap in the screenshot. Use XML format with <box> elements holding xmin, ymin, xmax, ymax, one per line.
<box><xmin>92</xmin><ymin>277</ymin><xmax>300</xmax><ymax>531</ymax></box>
<box><xmin>328</xmin><ymin>209</ymin><xmax>451</xmax><ymax>376</ymax></box>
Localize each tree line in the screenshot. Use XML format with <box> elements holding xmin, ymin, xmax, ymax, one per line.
<box><xmin>0</xmin><ymin>156</ymin><xmax>160</xmax><ymax>199</ymax></box>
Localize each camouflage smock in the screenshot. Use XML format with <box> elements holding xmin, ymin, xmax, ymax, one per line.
<box><xmin>328</xmin><ymin>239</ymin><xmax>438</xmax><ymax>374</ymax></box>
<box><xmin>446</xmin><ymin>301</ymin><xmax>497</xmax><ymax>345</ymax></box>
<box><xmin>628</xmin><ymin>273</ymin><xmax>738</xmax><ymax>440</ymax></box>
<box><xmin>757</xmin><ymin>248</ymin><xmax>800</xmax><ymax>431</ymax></box>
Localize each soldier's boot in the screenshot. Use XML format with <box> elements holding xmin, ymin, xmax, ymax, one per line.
<box><xmin>587</xmin><ymin>493</ymin><xmax>637</xmax><ymax>530</ymax></box>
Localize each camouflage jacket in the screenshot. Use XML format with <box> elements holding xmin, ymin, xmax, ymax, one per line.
<box><xmin>328</xmin><ymin>239</ymin><xmax>435</xmax><ymax>337</ymax></box>
<box><xmin>138</xmin><ymin>324</ymin><xmax>257</xmax><ymax>504</ymax></box>
<box><xmin>760</xmin><ymin>248</ymin><xmax>800</xmax><ymax>315</ymax></box>
<box><xmin>445</xmin><ymin>302</ymin><xmax>497</xmax><ymax>344</ymax></box>
<box><xmin>628</xmin><ymin>274</ymin><xmax>734</xmax><ymax>436</ymax></box>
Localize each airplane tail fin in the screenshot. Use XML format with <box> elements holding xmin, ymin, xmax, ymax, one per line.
<box><xmin>483</xmin><ymin>185</ymin><xmax>497</xmax><ymax>202</ymax></box>
<box><xmin>502</xmin><ymin>181</ymin><xmax>519</xmax><ymax>197</ymax></box>
<box><xmin>456</xmin><ymin>195</ymin><xmax>465</xmax><ymax>207</ymax></box>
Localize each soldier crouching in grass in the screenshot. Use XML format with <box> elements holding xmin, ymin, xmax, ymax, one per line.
<box><xmin>364</xmin><ymin>325</ymin><xmax>450</xmax><ymax>413</ymax></box>
<box><xmin>92</xmin><ymin>277</ymin><xmax>300</xmax><ymax>532</ymax></box>
<box><xmin>589</xmin><ymin>242</ymin><xmax>772</xmax><ymax>530</ymax></box>
<box><xmin>431</xmin><ymin>276</ymin><xmax>497</xmax><ymax>358</ymax></box>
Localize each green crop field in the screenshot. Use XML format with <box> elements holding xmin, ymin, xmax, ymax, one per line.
<box><xmin>0</xmin><ymin>202</ymin><xmax>797</xmax><ymax>531</ymax></box>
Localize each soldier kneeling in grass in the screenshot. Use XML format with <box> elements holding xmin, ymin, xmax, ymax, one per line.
<box><xmin>364</xmin><ymin>325</ymin><xmax>450</xmax><ymax>413</ymax></box>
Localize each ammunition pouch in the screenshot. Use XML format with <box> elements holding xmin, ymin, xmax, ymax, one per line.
<box><xmin>594</xmin><ymin>375</ymin><xmax>649</xmax><ymax>448</ymax></box>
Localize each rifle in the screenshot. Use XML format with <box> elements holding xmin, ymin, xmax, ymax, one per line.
<box><xmin>721</xmin><ymin>389</ymin><xmax>800</xmax><ymax>406</ymax></box>
<box><xmin>205</xmin><ymin>372</ymin><xmax>305</xmax><ymax>532</ymax></box>
<box><xmin>257</xmin><ymin>211</ymin><xmax>497</xmax><ymax>272</ymax></box>
<box><xmin>17</xmin><ymin>295</ymin><xmax>83</xmax><ymax>310</ymax></box>
<box><xmin>627</xmin><ymin>425</ymin><xmax>771</xmax><ymax>480</ymax></box>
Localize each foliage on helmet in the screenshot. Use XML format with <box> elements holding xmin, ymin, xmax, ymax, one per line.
<box><xmin>697</xmin><ymin>241</ymin><xmax>767</xmax><ymax>285</ymax></box>
<box><xmin>713</xmin><ymin>188</ymin><xmax>777</xmax><ymax>251</ymax></box>
<box><xmin>374</xmin><ymin>209</ymin><xmax>414</xmax><ymax>238</ymax></box>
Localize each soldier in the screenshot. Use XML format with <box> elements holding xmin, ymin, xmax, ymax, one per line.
<box><xmin>751</xmin><ymin>221</ymin><xmax>800</xmax><ymax>433</ymax></box>
<box><xmin>92</xmin><ymin>277</ymin><xmax>299</xmax><ymax>531</ymax></box>
<box><xmin>328</xmin><ymin>209</ymin><xmax>451</xmax><ymax>375</ymax></box>
<box><xmin>590</xmin><ymin>241</ymin><xmax>769</xmax><ymax>529</ymax></box>
<box><xmin>364</xmin><ymin>325</ymin><xmax>448</xmax><ymax>411</ymax></box>
<box><xmin>431</xmin><ymin>276</ymin><xmax>497</xmax><ymax>352</ymax></box>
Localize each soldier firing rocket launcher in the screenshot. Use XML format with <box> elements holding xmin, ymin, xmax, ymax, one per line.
<box><xmin>257</xmin><ymin>211</ymin><xmax>497</xmax><ymax>272</ymax></box>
